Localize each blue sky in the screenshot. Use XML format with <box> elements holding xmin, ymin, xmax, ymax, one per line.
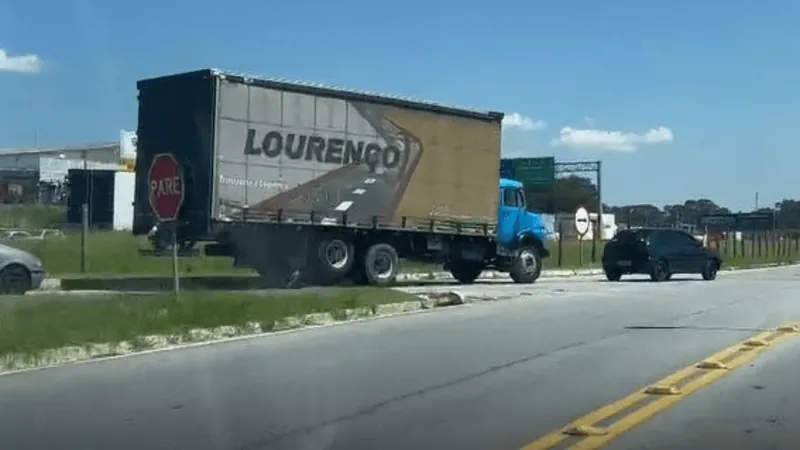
<box><xmin>1</xmin><ymin>0</ymin><xmax>799</xmax><ymax>211</ymax></box>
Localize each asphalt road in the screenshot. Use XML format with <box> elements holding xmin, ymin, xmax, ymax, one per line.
<box><xmin>607</xmin><ymin>335</ymin><xmax>800</xmax><ymax>450</ymax></box>
<box><xmin>1</xmin><ymin>267</ymin><xmax>799</xmax><ymax>450</ymax></box>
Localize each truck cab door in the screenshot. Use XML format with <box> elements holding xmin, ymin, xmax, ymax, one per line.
<box><xmin>497</xmin><ymin>188</ymin><xmax>523</xmax><ymax>247</ymax></box>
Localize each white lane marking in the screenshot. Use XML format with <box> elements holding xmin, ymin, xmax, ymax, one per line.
<box><xmin>364</xmin><ymin>178</ymin><xmax>377</xmax><ymax>184</ymax></box>
<box><xmin>335</xmin><ymin>201</ymin><xmax>354</xmax><ymax>212</ymax></box>
<box><xmin>352</xmin><ymin>188</ymin><xmax>366</xmax><ymax>195</ymax></box>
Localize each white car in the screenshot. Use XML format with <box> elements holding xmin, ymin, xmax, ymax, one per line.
<box><xmin>0</xmin><ymin>244</ymin><xmax>45</xmax><ymax>294</ymax></box>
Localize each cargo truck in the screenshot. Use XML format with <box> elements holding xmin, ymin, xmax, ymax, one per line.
<box><xmin>133</xmin><ymin>69</ymin><xmax>550</xmax><ymax>287</ymax></box>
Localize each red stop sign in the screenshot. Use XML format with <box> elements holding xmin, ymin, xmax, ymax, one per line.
<box><xmin>148</xmin><ymin>153</ymin><xmax>185</xmax><ymax>221</ymax></box>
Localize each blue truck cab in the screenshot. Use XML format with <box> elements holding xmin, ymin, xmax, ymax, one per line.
<box><xmin>494</xmin><ymin>178</ymin><xmax>550</xmax><ymax>282</ymax></box>
<box><xmin>444</xmin><ymin>177</ymin><xmax>550</xmax><ymax>284</ymax></box>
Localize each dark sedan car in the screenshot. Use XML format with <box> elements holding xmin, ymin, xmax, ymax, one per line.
<box><xmin>602</xmin><ymin>228</ymin><xmax>722</xmax><ymax>282</ymax></box>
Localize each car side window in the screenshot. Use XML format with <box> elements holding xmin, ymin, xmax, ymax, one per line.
<box><xmin>661</xmin><ymin>231</ymin><xmax>697</xmax><ymax>249</ymax></box>
<box><xmin>676</xmin><ymin>232</ymin><xmax>701</xmax><ymax>248</ymax></box>
<box><xmin>649</xmin><ymin>231</ymin><xmax>668</xmax><ymax>250</ymax></box>
<box><xmin>503</xmin><ymin>189</ymin><xmax>519</xmax><ymax>207</ymax></box>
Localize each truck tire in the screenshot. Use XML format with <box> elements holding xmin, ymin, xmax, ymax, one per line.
<box><xmin>148</xmin><ymin>225</ymin><xmax>196</xmax><ymax>252</ymax></box>
<box><xmin>363</xmin><ymin>243</ymin><xmax>399</xmax><ymax>286</ymax></box>
<box><xmin>315</xmin><ymin>236</ymin><xmax>354</xmax><ymax>285</ymax></box>
<box><xmin>449</xmin><ymin>261</ymin><xmax>485</xmax><ymax>284</ymax></box>
<box><xmin>509</xmin><ymin>246</ymin><xmax>542</xmax><ymax>284</ymax></box>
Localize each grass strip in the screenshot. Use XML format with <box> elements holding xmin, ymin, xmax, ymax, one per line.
<box><xmin>11</xmin><ymin>232</ymin><xmax>244</xmax><ymax>276</ymax></box>
<box><xmin>0</xmin><ymin>288</ymin><xmax>419</xmax><ymax>358</ymax></box>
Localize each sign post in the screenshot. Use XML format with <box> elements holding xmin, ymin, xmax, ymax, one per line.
<box><xmin>148</xmin><ymin>153</ymin><xmax>185</xmax><ymax>296</ymax></box>
<box><xmin>574</xmin><ymin>206</ymin><xmax>590</xmax><ymax>266</ymax></box>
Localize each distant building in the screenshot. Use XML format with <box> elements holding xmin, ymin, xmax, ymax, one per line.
<box><xmin>0</xmin><ymin>132</ymin><xmax>136</xmax><ymax>204</ymax></box>
<box><xmin>555</xmin><ymin>212</ymin><xmax>618</xmax><ymax>241</ymax></box>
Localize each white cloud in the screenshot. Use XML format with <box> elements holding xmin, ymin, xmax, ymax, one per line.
<box><xmin>0</xmin><ymin>48</ymin><xmax>42</xmax><ymax>73</ymax></box>
<box><xmin>502</xmin><ymin>112</ymin><xmax>546</xmax><ymax>131</ymax></box>
<box><xmin>550</xmin><ymin>125</ymin><xmax>674</xmax><ymax>152</ymax></box>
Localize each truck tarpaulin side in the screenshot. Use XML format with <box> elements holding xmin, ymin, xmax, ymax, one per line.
<box><xmin>213</xmin><ymin>77</ymin><xmax>502</xmax><ymax>227</ymax></box>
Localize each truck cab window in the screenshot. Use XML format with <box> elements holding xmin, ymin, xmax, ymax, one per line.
<box><xmin>503</xmin><ymin>188</ymin><xmax>519</xmax><ymax>207</ymax></box>
<box><xmin>516</xmin><ymin>189</ymin><xmax>526</xmax><ymax>209</ymax></box>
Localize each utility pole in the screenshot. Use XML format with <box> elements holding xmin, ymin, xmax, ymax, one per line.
<box><xmin>755</xmin><ymin>192</ymin><xmax>759</xmax><ymax>210</ymax></box>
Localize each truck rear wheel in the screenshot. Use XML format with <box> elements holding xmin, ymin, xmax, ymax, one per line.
<box><xmin>315</xmin><ymin>236</ymin><xmax>354</xmax><ymax>285</ymax></box>
<box><xmin>449</xmin><ymin>261</ymin><xmax>485</xmax><ymax>284</ymax></box>
<box><xmin>509</xmin><ymin>246</ymin><xmax>542</xmax><ymax>284</ymax></box>
<box><xmin>363</xmin><ymin>243</ymin><xmax>399</xmax><ymax>286</ymax></box>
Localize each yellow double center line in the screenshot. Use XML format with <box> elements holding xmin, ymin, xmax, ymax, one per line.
<box><xmin>522</xmin><ymin>323</ymin><xmax>800</xmax><ymax>450</ymax></box>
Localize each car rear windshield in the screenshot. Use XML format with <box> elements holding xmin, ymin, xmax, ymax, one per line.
<box><xmin>612</xmin><ymin>229</ymin><xmax>653</xmax><ymax>243</ymax></box>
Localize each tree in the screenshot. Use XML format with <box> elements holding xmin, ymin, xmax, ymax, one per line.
<box><xmin>527</xmin><ymin>176</ymin><xmax>597</xmax><ymax>213</ymax></box>
<box><xmin>526</xmin><ymin>176</ymin><xmax>800</xmax><ymax>230</ymax></box>
<box><xmin>605</xmin><ymin>204</ymin><xmax>665</xmax><ymax>227</ymax></box>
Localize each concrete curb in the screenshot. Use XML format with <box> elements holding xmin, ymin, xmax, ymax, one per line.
<box><xmin>0</xmin><ymin>291</ymin><xmax>468</xmax><ymax>375</ymax></box>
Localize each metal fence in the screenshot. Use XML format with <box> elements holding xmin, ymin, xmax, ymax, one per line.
<box><xmin>705</xmin><ymin>230</ymin><xmax>800</xmax><ymax>260</ymax></box>
<box><xmin>548</xmin><ymin>220</ymin><xmax>800</xmax><ymax>268</ymax></box>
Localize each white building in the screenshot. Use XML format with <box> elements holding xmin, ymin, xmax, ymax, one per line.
<box><xmin>555</xmin><ymin>212</ymin><xmax>618</xmax><ymax>241</ymax></box>
<box><xmin>0</xmin><ymin>142</ymin><xmax>125</xmax><ymax>181</ymax></box>
<box><xmin>0</xmin><ymin>130</ymin><xmax>138</xmax><ymax>229</ymax></box>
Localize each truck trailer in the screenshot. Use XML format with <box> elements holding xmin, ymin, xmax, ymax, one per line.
<box><xmin>133</xmin><ymin>69</ymin><xmax>550</xmax><ymax>286</ymax></box>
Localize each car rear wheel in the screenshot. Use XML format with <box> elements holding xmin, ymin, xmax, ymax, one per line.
<box><xmin>650</xmin><ymin>260</ymin><xmax>671</xmax><ymax>282</ymax></box>
<box><xmin>605</xmin><ymin>268</ymin><xmax>622</xmax><ymax>281</ymax></box>
<box><xmin>0</xmin><ymin>264</ymin><xmax>31</xmax><ymax>295</ymax></box>
<box><xmin>702</xmin><ymin>259</ymin><xmax>719</xmax><ymax>281</ymax></box>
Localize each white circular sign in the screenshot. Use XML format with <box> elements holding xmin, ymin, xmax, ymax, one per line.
<box><xmin>574</xmin><ymin>206</ymin><xmax>590</xmax><ymax>236</ymax></box>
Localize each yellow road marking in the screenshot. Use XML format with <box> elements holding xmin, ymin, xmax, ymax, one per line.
<box><xmin>521</xmin><ymin>324</ymin><xmax>798</xmax><ymax>450</ymax></box>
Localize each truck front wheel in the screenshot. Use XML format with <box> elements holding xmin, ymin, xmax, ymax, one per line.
<box><xmin>363</xmin><ymin>243</ymin><xmax>399</xmax><ymax>286</ymax></box>
<box><xmin>509</xmin><ymin>246</ymin><xmax>542</xmax><ymax>284</ymax></box>
<box><xmin>449</xmin><ymin>261</ymin><xmax>485</xmax><ymax>284</ymax></box>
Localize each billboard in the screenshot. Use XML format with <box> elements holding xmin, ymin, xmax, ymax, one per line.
<box><xmin>699</xmin><ymin>213</ymin><xmax>774</xmax><ymax>231</ymax></box>
<box><xmin>499</xmin><ymin>157</ymin><xmax>556</xmax><ymax>188</ymax></box>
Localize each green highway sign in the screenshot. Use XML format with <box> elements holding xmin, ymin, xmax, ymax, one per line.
<box><xmin>500</xmin><ymin>157</ymin><xmax>556</xmax><ymax>188</ymax></box>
